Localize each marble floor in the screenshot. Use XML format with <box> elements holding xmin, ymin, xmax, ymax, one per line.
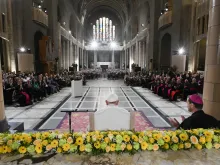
<box><xmin>5</xmin><ymin>79</ymin><xmax>192</xmax><ymax>130</ymax></box>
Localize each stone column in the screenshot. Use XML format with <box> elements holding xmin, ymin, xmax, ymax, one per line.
<box><xmin>136</xmin><ymin>41</ymin><xmax>139</xmax><ymax>64</ymax></box>
<box><xmin>112</xmin><ymin>50</ymin><xmax>115</xmax><ymax>69</ymax></box>
<box><xmin>81</xmin><ymin>49</ymin><xmax>84</xmax><ymax>69</ymax></box>
<box><xmin>77</xmin><ymin>46</ymin><xmax>80</xmax><ymax>71</ymax></box>
<box><xmin>94</xmin><ymin>51</ymin><xmax>97</xmax><ymax>68</ymax></box>
<box><xmin>69</xmin><ymin>42</ymin><xmax>73</xmax><ymax>67</ymax></box>
<box><xmin>203</xmin><ymin>0</ymin><xmax>220</xmax><ymax>120</ymax></box>
<box><xmin>66</xmin><ymin>41</ymin><xmax>70</xmax><ymax>69</ymax></box>
<box><xmin>86</xmin><ymin>51</ymin><xmax>89</xmax><ymax>69</ymax></box>
<box><xmin>130</xmin><ymin>47</ymin><xmax>133</xmax><ymax>71</ymax></box>
<box><xmin>146</xmin><ymin>37</ymin><xmax>149</xmax><ymax>70</ymax></box>
<box><xmin>139</xmin><ymin>41</ymin><xmax>142</xmax><ymax>67</ymax></box>
<box><xmin>124</xmin><ymin>49</ymin><xmax>127</xmax><ymax>70</ymax></box>
<box><xmin>119</xmin><ymin>52</ymin><xmax>122</xmax><ymax>69</ymax></box>
<box><xmin>0</xmin><ymin>69</ymin><xmax>9</xmax><ymax>132</ymax></box>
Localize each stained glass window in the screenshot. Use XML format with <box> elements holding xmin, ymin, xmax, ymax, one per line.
<box><xmin>96</xmin><ymin>20</ymin><xmax>99</xmax><ymax>40</ymax></box>
<box><xmin>93</xmin><ymin>17</ymin><xmax>115</xmax><ymax>42</ymax></box>
<box><xmin>93</xmin><ymin>25</ymin><xmax>96</xmax><ymax>40</ymax></box>
<box><xmin>113</xmin><ymin>25</ymin><xmax>115</xmax><ymax>41</ymax></box>
<box><xmin>110</xmin><ymin>20</ymin><xmax>112</xmax><ymax>41</ymax></box>
<box><xmin>103</xmin><ymin>17</ymin><xmax>105</xmax><ymax>41</ymax></box>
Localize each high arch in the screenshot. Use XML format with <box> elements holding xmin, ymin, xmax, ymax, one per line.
<box><xmin>160</xmin><ymin>33</ymin><xmax>171</xmax><ymax>71</ymax></box>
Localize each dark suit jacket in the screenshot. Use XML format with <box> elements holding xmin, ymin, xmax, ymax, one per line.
<box><xmin>177</xmin><ymin>110</ymin><xmax>220</xmax><ymax>130</ymax></box>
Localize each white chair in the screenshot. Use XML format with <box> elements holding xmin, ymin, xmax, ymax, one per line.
<box><xmin>89</xmin><ymin>108</ymin><xmax>135</xmax><ymax>131</ymax></box>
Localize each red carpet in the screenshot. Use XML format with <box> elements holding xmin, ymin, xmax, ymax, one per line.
<box><xmin>57</xmin><ymin>111</ymin><xmax>154</xmax><ymax>132</ymax></box>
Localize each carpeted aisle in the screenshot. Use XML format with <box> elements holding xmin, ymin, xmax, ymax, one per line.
<box><xmin>57</xmin><ymin>111</ymin><xmax>154</xmax><ymax>132</ymax></box>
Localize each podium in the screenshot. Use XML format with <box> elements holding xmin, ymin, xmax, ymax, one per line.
<box><xmin>71</xmin><ymin>80</ymin><xmax>83</xmax><ymax>97</ymax></box>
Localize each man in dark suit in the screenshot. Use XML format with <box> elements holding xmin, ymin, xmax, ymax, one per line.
<box><xmin>170</xmin><ymin>94</ymin><xmax>219</xmax><ymax>129</ymax></box>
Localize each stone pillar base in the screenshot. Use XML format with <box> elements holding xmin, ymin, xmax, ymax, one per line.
<box><xmin>0</xmin><ymin>118</ymin><xmax>9</xmax><ymax>133</ymax></box>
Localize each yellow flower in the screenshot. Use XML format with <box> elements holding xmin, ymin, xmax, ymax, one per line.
<box><xmin>149</xmin><ymin>138</ymin><xmax>155</xmax><ymax>144</ymax></box>
<box><xmin>132</xmin><ymin>135</ymin><xmax>139</xmax><ymax>142</ymax></box>
<box><xmin>7</xmin><ymin>147</ymin><xmax>12</xmax><ymax>153</ymax></box>
<box><xmin>126</xmin><ymin>144</ymin><xmax>133</xmax><ymax>151</ymax></box>
<box><xmin>2</xmin><ymin>146</ymin><xmax>8</xmax><ymax>154</ymax></box>
<box><xmin>57</xmin><ymin>147</ymin><xmax>62</xmax><ymax>153</ymax></box>
<box><xmin>199</xmin><ymin>136</ymin><xmax>206</xmax><ymax>144</ymax></box>
<box><xmin>184</xmin><ymin>143</ymin><xmax>191</xmax><ymax>149</ymax></box>
<box><xmin>163</xmin><ymin>135</ymin><xmax>171</xmax><ymax>143</ymax></box>
<box><xmin>75</xmin><ymin>137</ymin><xmax>84</xmax><ymax>146</ymax></box>
<box><xmin>172</xmin><ymin>136</ymin><xmax>179</xmax><ymax>143</ymax></box>
<box><xmin>139</xmin><ymin>132</ymin><xmax>144</xmax><ymax>137</ymax></box>
<box><xmin>62</xmin><ymin>143</ymin><xmax>70</xmax><ymax>152</ymax></box>
<box><xmin>0</xmin><ymin>146</ymin><xmax>3</xmax><ymax>153</ymax></box>
<box><xmin>192</xmin><ymin>129</ymin><xmax>199</xmax><ymax>135</ymax></box>
<box><xmin>79</xmin><ymin>145</ymin><xmax>85</xmax><ymax>152</ymax></box>
<box><xmin>190</xmin><ymin>136</ymin><xmax>198</xmax><ymax>145</ymax></box>
<box><xmin>178</xmin><ymin>143</ymin><xmax>184</xmax><ymax>149</ymax></box>
<box><xmin>94</xmin><ymin>142</ymin><xmax>101</xmax><ymax>149</ymax></box>
<box><xmin>35</xmin><ymin>145</ymin><xmax>42</xmax><ymax>154</ymax></box>
<box><xmin>42</xmin><ymin>140</ymin><xmax>48</xmax><ymax>146</ymax></box>
<box><xmin>106</xmin><ymin>146</ymin><xmax>111</xmax><ymax>153</ymax></box>
<box><xmin>110</xmin><ymin>143</ymin><xmax>116</xmax><ymax>152</ymax></box>
<box><xmin>123</xmin><ymin>135</ymin><xmax>130</xmax><ymax>142</ymax></box>
<box><xmin>26</xmin><ymin>136</ymin><xmax>32</xmax><ymax>144</ymax></box>
<box><xmin>206</xmin><ymin>137</ymin><xmax>212</xmax><ymax>143</ymax></box>
<box><xmin>153</xmin><ymin>133</ymin><xmax>162</xmax><ymax>140</ymax></box>
<box><xmin>153</xmin><ymin>144</ymin><xmax>159</xmax><ymax>151</ymax></box>
<box><xmin>141</xmin><ymin>142</ymin><xmax>148</xmax><ymax>150</ymax></box>
<box><xmin>67</xmin><ymin>137</ymin><xmax>73</xmax><ymax>144</ymax></box>
<box><xmin>214</xmin><ymin>143</ymin><xmax>220</xmax><ymax>149</ymax></box>
<box><xmin>51</xmin><ymin>140</ymin><xmax>58</xmax><ymax>148</ymax></box>
<box><xmin>179</xmin><ymin>133</ymin><xmax>188</xmax><ymax>141</ymax></box>
<box><xmin>18</xmin><ymin>146</ymin><xmax>27</xmax><ymax>154</ymax></box>
<box><xmin>104</xmin><ymin>137</ymin><xmax>110</xmax><ymax>143</ymax></box>
<box><xmin>195</xmin><ymin>144</ymin><xmax>202</xmax><ymax>150</ymax></box>
<box><xmin>163</xmin><ymin>143</ymin><xmax>169</xmax><ymax>150</ymax></box>
<box><xmin>204</xmin><ymin>131</ymin><xmax>213</xmax><ymax>138</ymax></box>
<box><xmin>46</xmin><ymin>145</ymin><xmax>52</xmax><ymax>151</ymax></box>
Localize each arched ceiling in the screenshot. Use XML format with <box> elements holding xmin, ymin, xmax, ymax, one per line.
<box><xmin>71</xmin><ymin>0</ymin><xmax>137</xmax><ymax>25</ymax></box>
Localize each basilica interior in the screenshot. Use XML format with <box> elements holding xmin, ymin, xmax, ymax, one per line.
<box><xmin>0</xmin><ymin>0</ymin><xmax>220</xmax><ymax>164</ymax></box>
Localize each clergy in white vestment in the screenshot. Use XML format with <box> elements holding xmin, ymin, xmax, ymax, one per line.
<box><xmin>89</xmin><ymin>93</ymin><xmax>134</xmax><ymax>131</ymax></box>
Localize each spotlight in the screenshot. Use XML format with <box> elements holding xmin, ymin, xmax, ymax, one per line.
<box><xmin>91</xmin><ymin>41</ymin><xmax>98</xmax><ymax>48</ymax></box>
<box><xmin>110</xmin><ymin>42</ymin><xmax>117</xmax><ymax>48</ymax></box>
<box><xmin>38</xmin><ymin>5</ymin><xmax>42</xmax><ymax>9</ymax></box>
<box><xmin>165</xmin><ymin>8</ymin><xmax>168</xmax><ymax>11</ymax></box>
<box><xmin>20</xmin><ymin>47</ymin><xmax>26</xmax><ymax>52</ymax></box>
<box><xmin>178</xmin><ymin>47</ymin><xmax>185</xmax><ymax>55</ymax></box>
<box><xmin>69</xmin><ymin>30</ymin><xmax>72</xmax><ymax>34</ymax></box>
<box><xmin>63</xmin><ymin>22</ymin><xmax>66</xmax><ymax>25</ymax></box>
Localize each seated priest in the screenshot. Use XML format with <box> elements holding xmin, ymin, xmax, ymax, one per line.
<box><xmin>89</xmin><ymin>93</ymin><xmax>134</xmax><ymax>131</ymax></box>
<box><xmin>169</xmin><ymin>94</ymin><xmax>220</xmax><ymax>130</ymax></box>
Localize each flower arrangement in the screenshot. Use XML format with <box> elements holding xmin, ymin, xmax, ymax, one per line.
<box><xmin>0</xmin><ymin>129</ymin><xmax>220</xmax><ymax>155</ymax></box>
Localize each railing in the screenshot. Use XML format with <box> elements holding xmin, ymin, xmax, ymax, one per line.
<box><xmin>32</xmin><ymin>7</ymin><xmax>48</xmax><ymax>27</ymax></box>
<box><xmin>158</xmin><ymin>11</ymin><xmax>172</xmax><ymax>29</ymax></box>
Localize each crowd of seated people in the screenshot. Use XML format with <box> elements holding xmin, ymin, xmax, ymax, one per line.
<box><xmin>107</xmin><ymin>69</ymin><xmax>126</xmax><ymax>80</ymax></box>
<box><xmin>79</xmin><ymin>69</ymin><xmax>102</xmax><ymax>80</ymax></box>
<box><xmin>125</xmin><ymin>71</ymin><xmax>204</xmax><ymax>101</ymax></box>
<box><xmin>2</xmin><ymin>71</ymin><xmax>74</xmax><ymax>107</ymax></box>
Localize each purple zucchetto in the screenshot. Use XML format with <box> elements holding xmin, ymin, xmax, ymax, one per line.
<box><xmin>189</xmin><ymin>94</ymin><xmax>203</xmax><ymax>105</ymax></box>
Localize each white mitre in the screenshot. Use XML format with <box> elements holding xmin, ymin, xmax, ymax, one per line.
<box><xmin>106</xmin><ymin>93</ymin><xmax>119</xmax><ymax>102</ymax></box>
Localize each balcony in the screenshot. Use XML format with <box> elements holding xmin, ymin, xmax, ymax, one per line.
<box><xmin>158</xmin><ymin>11</ymin><xmax>172</xmax><ymax>29</ymax></box>
<box><xmin>32</xmin><ymin>7</ymin><xmax>48</xmax><ymax>27</ymax></box>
